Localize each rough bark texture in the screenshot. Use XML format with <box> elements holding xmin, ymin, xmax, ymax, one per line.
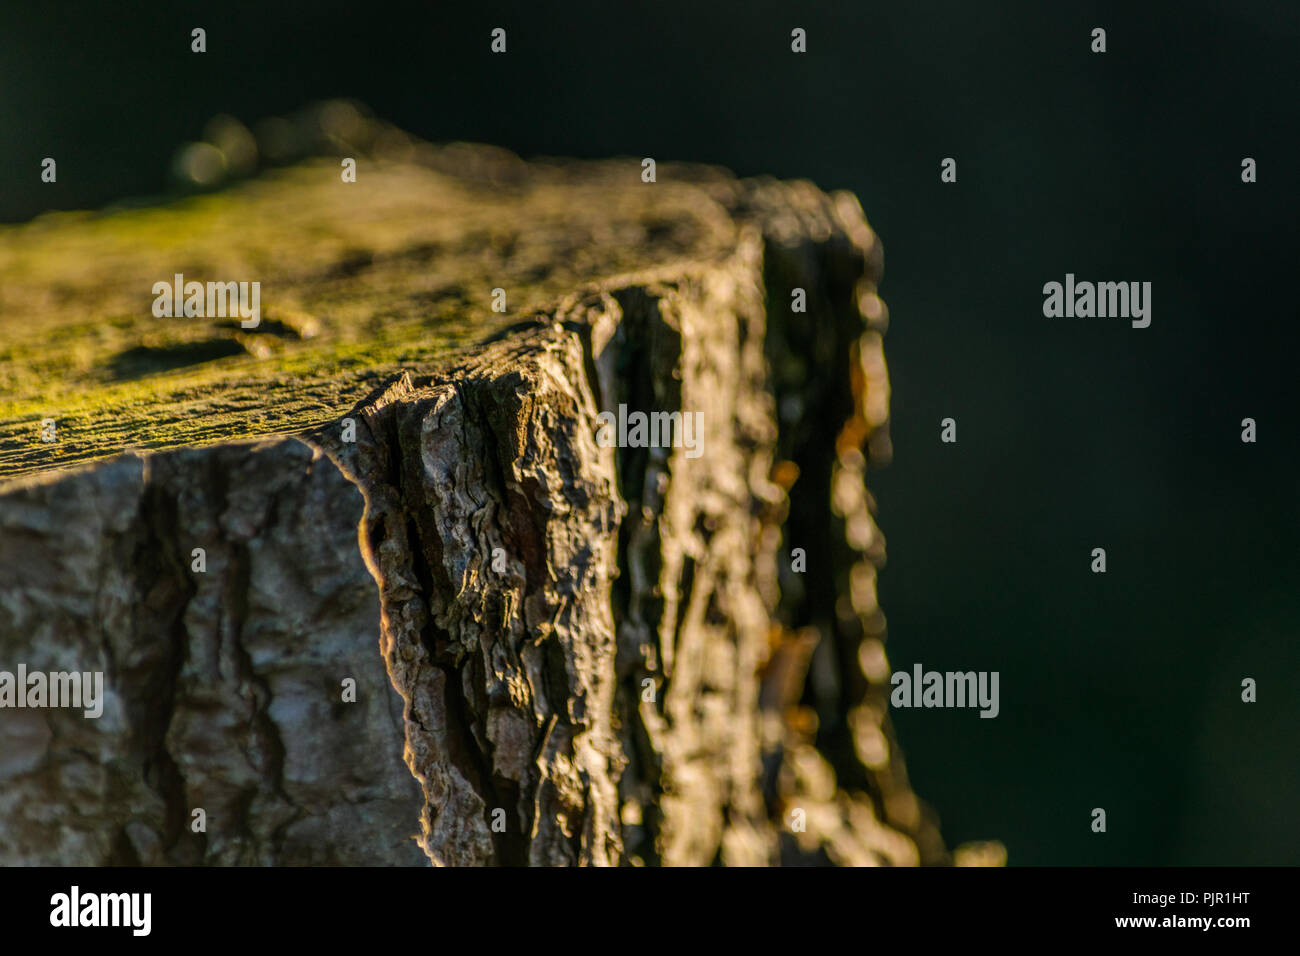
<box><xmin>0</xmin><ymin>440</ymin><xmax>423</xmax><ymax>865</ymax></box>
<box><xmin>0</xmin><ymin>104</ymin><xmax>948</xmax><ymax>866</ymax></box>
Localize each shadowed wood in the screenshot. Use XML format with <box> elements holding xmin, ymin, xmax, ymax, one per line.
<box><xmin>0</xmin><ymin>110</ymin><xmax>960</xmax><ymax>867</ymax></box>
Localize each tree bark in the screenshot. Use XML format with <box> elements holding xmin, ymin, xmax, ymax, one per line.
<box><xmin>0</xmin><ymin>106</ymin><xmax>947</xmax><ymax>866</ymax></box>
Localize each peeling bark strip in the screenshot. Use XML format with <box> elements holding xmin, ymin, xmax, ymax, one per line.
<box><xmin>0</xmin><ymin>113</ymin><xmax>945</xmax><ymax>865</ymax></box>
<box><xmin>315</xmin><ymin>334</ymin><xmax>626</xmax><ymax>866</ymax></box>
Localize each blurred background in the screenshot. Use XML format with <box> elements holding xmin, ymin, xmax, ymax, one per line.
<box><xmin>1</xmin><ymin>0</ymin><xmax>1296</xmax><ymax>864</ymax></box>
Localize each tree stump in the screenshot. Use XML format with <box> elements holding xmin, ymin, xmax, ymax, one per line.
<box><xmin>0</xmin><ymin>106</ymin><xmax>945</xmax><ymax>866</ymax></box>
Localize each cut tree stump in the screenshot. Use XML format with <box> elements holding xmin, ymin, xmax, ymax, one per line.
<box><xmin>0</xmin><ymin>104</ymin><xmax>949</xmax><ymax>866</ymax></box>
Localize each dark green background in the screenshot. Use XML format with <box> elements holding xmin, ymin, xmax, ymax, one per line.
<box><xmin>2</xmin><ymin>0</ymin><xmax>1296</xmax><ymax>864</ymax></box>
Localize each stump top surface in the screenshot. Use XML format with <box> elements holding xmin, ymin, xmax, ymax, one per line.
<box><xmin>0</xmin><ymin>146</ymin><xmax>747</xmax><ymax>479</ymax></box>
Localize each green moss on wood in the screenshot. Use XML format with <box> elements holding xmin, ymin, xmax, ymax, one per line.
<box><xmin>0</xmin><ymin>149</ymin><xmax>741</xmax><ymax>477</ymax></box>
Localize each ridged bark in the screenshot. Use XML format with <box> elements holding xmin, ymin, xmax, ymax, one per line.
<box><xmin>0</xmin><ymin>106</ymin><xmax>945</xmax><ymax>866</ymax></box>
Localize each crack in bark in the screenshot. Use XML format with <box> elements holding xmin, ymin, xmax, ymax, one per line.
<box><xmin>0</xmin><ymin>159</ymin><xmax>952</xmax><ymax>868</ymax></box>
